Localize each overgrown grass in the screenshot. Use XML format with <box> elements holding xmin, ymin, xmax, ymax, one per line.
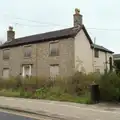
<box><xmin>0</xmin><ymin>88</ymin><xmax>92</xmax><ymax>104</ymax></box>
<box><xmin>0</xmin><ymin>89</ymin><xmax>20</xmax><ymax>97</ymax></box>
<box><xmin>0</xmin><ymin>72</ymin><xmax>119</xmax><ymax>104</ymax></box>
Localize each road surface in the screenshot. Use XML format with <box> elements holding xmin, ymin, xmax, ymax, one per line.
<box><xmin>0</xmin><ymin>110</ymin><xmax>40</xmax><ymax>120</ymax></box>
<box><xmin>1</xmin><ymin>97</ymin><xmax>120</xmax><ymax>120</ymax></box>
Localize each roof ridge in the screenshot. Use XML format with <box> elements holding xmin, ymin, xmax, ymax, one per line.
<box><xmin>15</xmin><ymin>27</ymin><xmax>75</xmax><ymax>40</ymax></box>
<box><xmin>1</xmin><ymin>26</ymin><xmax>81</xmax><ymax>48</ymax></box>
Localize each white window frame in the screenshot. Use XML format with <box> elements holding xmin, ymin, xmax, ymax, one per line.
<box><xmin>22</xmin><ymin>65</ymin><xmax>32</xmax><ymax>77</ymax></box>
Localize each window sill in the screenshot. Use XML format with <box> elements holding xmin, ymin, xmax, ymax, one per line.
<box><xmin>94</xmin><ymin>56</ymin><xmax>99</xmax><ymax>58</ymax></box>
<box><xmin>3</xmin><ymin>59</ymin><xmax>9</xmax><ymax>61</ymax></box>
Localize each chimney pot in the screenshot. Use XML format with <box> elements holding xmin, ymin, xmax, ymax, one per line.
<box><xmin>73</xmin><ymin>8</ymin><xmax>83</xmax><ymax>27</ymax></box>
<box><xmin>9</xmin><ymin>26</ymin><xmax>13</xmax><ymax>31</ymax></box>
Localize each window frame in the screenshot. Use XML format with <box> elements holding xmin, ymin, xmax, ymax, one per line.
<box><xmin>3</xmin><ymin>49</ymin><xmax>10</xmax><ymax>60</ymax></box>
<box><xmin>49</xmin><ymin>41</ymin><xmax>59</xmax><ymax>56</ymax></box>
<box><xmin>22</xmin><ymin>64</ymin><xmax>32</xmax><ymax>77</ymax></box>
<box><xmin>24</xmin><ymin>45</ymin><xmax>32</xmax><ymax>58</ymax></box>
<box><xmin>94</xmin><ymin>49</ymin><xmax>99</xmax><ymax>58</ymax></box>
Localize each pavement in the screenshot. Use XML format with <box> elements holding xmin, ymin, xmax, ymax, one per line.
<box><xmin>0</xmin><ymin>97</ymin><xmax>120</xmax><ymax>120</ymax></box>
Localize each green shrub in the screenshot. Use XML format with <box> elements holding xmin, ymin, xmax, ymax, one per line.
<box><xmin>69</xmin><ymin>72</ymin><xmax>97</xmax><ymax>95</ymax></box>
<box><xmin>99</xmin><ymin>72</ymin><xmax>120</xmax><ymax>101</ymax></box>
<box><xmin>35</xmin><ymin>87</ymin><xmax>48</xmax><ymax>99</ymax></box>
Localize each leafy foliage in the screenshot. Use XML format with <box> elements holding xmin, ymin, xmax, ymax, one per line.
<box><xmin>0</xmin><ymin>72</ymin><xmax>120</xmax><ymax>103</ymax></box>
<box><xmin>98</xmin><ymin>72</ymin><xmax>120</xmax><ymax>101</ymax></box>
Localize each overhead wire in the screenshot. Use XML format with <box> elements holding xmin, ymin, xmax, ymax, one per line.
<box><xmin>2</xmin><ymin>13</ymin><xmax>120</xmax><ymax>32</ymax></box>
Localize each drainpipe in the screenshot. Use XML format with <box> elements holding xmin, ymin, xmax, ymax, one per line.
<box><xmin>36</xmin><ymin>44</ymin><xmax>38</xmax><ymax>77</ymax></box>
<box><xmin>105</xmin><ymin>52</ymin><xmax>108</xmax><ymax>73</ymax></box>
<box><xmin>36</xmin><ymin>44</ymin><xmax>38</xmax><ymax>88</ymax></box>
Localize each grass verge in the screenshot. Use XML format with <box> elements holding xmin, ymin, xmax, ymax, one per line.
<box><xmin>0</xmin><ymin>89</ymin><xmax>92</xmax><ymax>104</ymax></box>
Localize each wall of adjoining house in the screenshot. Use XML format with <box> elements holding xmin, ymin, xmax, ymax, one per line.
<box><xmin>93</xmin><ymin>50</ymin><xmax>113</xmax><ymax>73</ymax></box>
<box><xmin>74</xmin><ymin>29</ymin><xmax>113</xmax><ymax>74</ymax></box>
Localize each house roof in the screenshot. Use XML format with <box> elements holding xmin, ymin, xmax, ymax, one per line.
<box><xmin>91</xmin><ymin>44</ymin><xmax>114</xmax><ymax>53</ymax></box>
<box><xmin>0</xmin><ymin>26</ymin><xmax>80</xmax><ymax>48</ymax></box>
<box><xmin>0</xmin><ymin>25</ymin><xmax>113</xmax><ymax>53</ymax></box>
<box><xmin>0</xmin><ymin>25</ymin><xmax>93</xmax><ymax>48</ymax></box>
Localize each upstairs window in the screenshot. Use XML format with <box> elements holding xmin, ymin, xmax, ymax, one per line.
<box><xmin>3</xmin><ymin>49</ymin><xmax>10</xmax><ymax>60</ymax></box>
<box><xmin>49</xmin><ymin>42</ymin><xmax>59</xmax><ymax>56</ymax></box>
<box><xmin>94</xmin><ymin>49</ymin><xmax>99</xmax><ymax>58</ymax></box>
<box><xmin>24</xmin><ymin>46</ymin><xmax>32</xmax><ymax>58</ymax></box>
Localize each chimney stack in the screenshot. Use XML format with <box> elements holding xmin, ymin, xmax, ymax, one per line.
<box><xmin>73</xmin><ymin>8</ymin><xmax>83</xmax><ymax>27</ymax></box>
<box><xmin>7</xmin><ymin>26</ymin><xmax>15</xmax><ymax>41</ymax></box>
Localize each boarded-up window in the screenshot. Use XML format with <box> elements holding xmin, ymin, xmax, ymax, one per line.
<box><xmin>2</xmin><ymin>68</ymin><xmax>9</xmax><ymax>78</ymax></box>
<box><xmin>94</xmin><ymin>49</ymin><xmax>99</xmax><ymax>58</ymax></box>
<box><xmin>50</xmin><ymin>42</ymin><xmax>59</xmax><ymax>56</ymax></box>
<box><xmin>24</xmin><ymin>46</ymin><xmax>32</xmax><ymax>58</ymax></box>
<box><xmin>50</xmin><ymin>64</ymin><xmax>59</xmax><ymax>78</ymax></box>
<box><xmin>3</xmin><ymin>49</ymin><xmax>10</xmax><ymax>60</ymax></box>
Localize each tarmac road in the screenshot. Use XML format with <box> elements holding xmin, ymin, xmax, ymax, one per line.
<box><xmin>0</xmin><ymin>110</ymin><xmax>40</xmax><ymax>120</ymax></box>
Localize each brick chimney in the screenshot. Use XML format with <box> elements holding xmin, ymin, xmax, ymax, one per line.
<box><xmin>73</xmin><ymin>8</ymin><xmax>83</xmax><ymax>27</ymax></box>
<box><xmin>7</xmin><ymin>26</ymin><xmax>15</xmax><ymax>41</ymax></box>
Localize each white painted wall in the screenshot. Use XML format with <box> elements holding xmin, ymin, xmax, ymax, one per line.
<box><xmin>74</xmin><ymin>30</ymin><xmax>93</xmax><ymax>73</ymax></box>
<box><xmin>74</xmin><ymin>29</ymin><xmax>113</xmax><ymax>74</ymax></box>
<box><xmin>94</xmin><ymin>51</ymin><xmax>113</xmax><ymax>73</ymax></box>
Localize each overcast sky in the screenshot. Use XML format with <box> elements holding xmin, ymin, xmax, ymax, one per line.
<box><xmin>0</xmin><ymin>0</ymin><xmax>120</xmax><ymax>53</ymax></box>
